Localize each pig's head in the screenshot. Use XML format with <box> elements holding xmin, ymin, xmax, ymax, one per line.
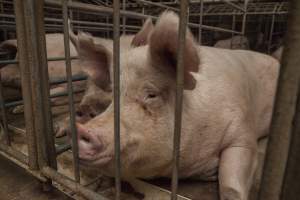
<box><xmin>72</xmin><ymin>11</ymin><xmax>199</xmax><ymax>178</ymax></box>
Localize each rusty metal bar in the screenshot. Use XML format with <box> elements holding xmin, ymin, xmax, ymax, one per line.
<box><xmin>122</xmin><ymin>0</ymin><xmax>126</xmax><ymax>34</ymax></box>
<box><xmin>258</xmin><ymin>0</ymin><xmax>300</xmax><ymax>199</ymax></box>
<box><xmin>13</xmin><ymin>0</ymin><xmax>38</xmax><ymax>170</ymax></box>
<box><xmin>62</xmin><ymin>0</ymin><xmax>80</xmax><ymax>183</ymax></box>
<box><xmin>113</xmin><ymin>0</ymin><xmax>121</xmax><ymax>199</ymax></box>
<box><xmin>241</xmin><ymin>0</ymin><xmax>248</xmax><ymax>35</ymax></box>
<box><xmin>0</xmin><ymin>74</ymin><xmax>10</xmax><ymax>145</ymax></box>
<box><xmin>171</xmin><ymin>0</ymin><xmax>188</xmax><ymax>200</ymax></box>
<box><xmin>42</xmin><ymin>167</ymin><xmax>109</xmax><ymax>200</ymax></box>
<box><xmin>220</xmin><ymin>0</ymin><xmax>246</xmax><ymax>12</ymax></box>
<box><xmin>135</xmin><ymin>0</ymin><xmax>179</xmax><ymax>11</ymax></box>
<box><xmin>23</xmin><ymin>0</ymin><xmax>57</xmax><ymax>175</ymax></box>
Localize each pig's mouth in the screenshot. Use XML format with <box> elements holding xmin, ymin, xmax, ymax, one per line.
<box><xmin>78</xmin><ymin>152</ymin><xmax>113</xmax><ymax>166</ymax></box>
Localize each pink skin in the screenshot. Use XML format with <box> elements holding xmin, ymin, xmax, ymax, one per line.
<box><xmin>69</xmin><ymin>12</ymin><xmax>279</xmax><ymax>200</ymax></box>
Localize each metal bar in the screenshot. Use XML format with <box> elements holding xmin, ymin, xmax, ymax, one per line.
<box><xmin>55</xmin><ymin>143</ymin><xmax>71</xmax><ymax>155</ymax></box>
<box><xmin>198</xmin><ymin>0</ymin><xmax>203</xmax><ymax>44</ymax></box>
<box><xmin>135</xmin><ymin>0</ymin><xmax>179</xmax><ymax>11</ymax></box>
<box><xmin>44</xmin><ymin>0</ymin><xmax>241</xmax><ymax>34</ymax></box>
<box><xmin>0</xmin><ymin>143</ymin><xmax>28</xmax><ymax>165</ymax></box>
<box><xmin>122</xmin><ymin>0</ymin><xmax>126</xmax><ymax>34</ymax></box>
<box><xmin>113</xmin><ymin>0</ymin><xmax>121</xmax><ymax>199</ymax></box>
<box><xmin>4</xmin><ymin>88</ymin><xmax>84</xmax><ymax>108</ymax></box>
<box><xmin>241</xmin><ymin>0</ymin><xmax>248</xmax><ymax>35</ymax></box>
<box><xmin>0</xmin><ymin>145</ymin><xmax>47</xmax><ymax>182</ymax></box>
<box><xmin>258</xmin><ymin>0</ymin><xmax>300</xmax><ymax>199</ymax></box>
<box><xmin>0</xmin><ymin>74</ymin><xmax>10</xmax><ymax>145</ymax></box>
<box><xmin>268</xmin><ymin>14</ymin><xmax>276</xmax><ymax>54</ymax></box>
<box><xmin>281</xmin><ymin>85</ymin><xmax>300</xmax><ymax>200</ymax></box>
<box><xmin>42</xmin><ymin>167</ymin><xmax>109</xmax><ymax>200</ymax></box>
<box><xmin>62</xmin><ymin>0</ymin><xmax>80</xmax><ymax>183</ymax></box>
<box><xmin>220</xmin><ymin>0</ymin><xmax>245</xmax><ymax>12</ymax></box>
<box><xmin>171</xmin><ymin>0</ymin><xmax>188</xmax><ymax>199</ymax></box>
<box><xmin>13</xmin><ymin>0</ymin><xmax>38</xmax><ymax>170</ymax></box>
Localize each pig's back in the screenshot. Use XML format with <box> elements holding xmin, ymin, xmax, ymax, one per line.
<box><xmin>196</xmin><ymin>47</ymin><xmax>279</xmax><ymax>139</ymax></box>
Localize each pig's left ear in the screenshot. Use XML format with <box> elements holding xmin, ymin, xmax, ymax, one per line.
<box><xmin>131</xmin><ymin>18</ymin><xmax>154</xmax><ymax>47</ymax></box>
<box><xmin>149</xmin><ymin>11</ymin><xmax>199</xmax><ymax>90</ymax></box>
<box><xmin>75</xmin><ymin>32</ymin><xmax>111</xmax><ymax>90</ymax></box>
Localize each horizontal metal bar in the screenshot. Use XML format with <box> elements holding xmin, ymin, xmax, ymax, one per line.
<box><xmin>0</xmin><ymin>144</ymin><xmax>47</xmax><ymax>182</ymax></box>
<box><xmin>4</xmin><ymin>88</ymin><xmax>84</xmax><ymax>108</ymax></box>
<box><xmin>42</xmin><ymin>167</ymin><xmax>109</xmax><ymax>200</ymax></box>
<box><xmin>220</xmin><ymin>0</ymin><xmax>246</xmax><ymax>12</ymax></box>
<box><xmin>0</xmin><ymin>143</ymin><xmax>28</xmax><ymax>165</ymax></box>
<box><xmin>55</xmin><ymin>143</ymin><xmax>71</xmax><ymax>155</ymax></box>
<box><xmin>0</xmin><ymin>56</ymin><xmax>78</xmax><ymax>65</ymax></box>
<box><xmin>49</xmin><ymin>74</ymin><xmax>87</xmax><ymax>86</ymax></box>
<box><xmin>134</xmin><ymin>0</ymin><xmax>179</xmax><ymax>11</ymax></box>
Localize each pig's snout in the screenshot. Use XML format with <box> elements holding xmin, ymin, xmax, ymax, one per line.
<box><xmin>72</xmin><ymin>123</ymin><xmax>103</xmax><ymax>161</ymax></box>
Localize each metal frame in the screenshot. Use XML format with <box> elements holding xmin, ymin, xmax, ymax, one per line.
<box><xmin>0</xmin><ymin>0</ymin><xmax>299</xmax><ymax>200</ymax></box>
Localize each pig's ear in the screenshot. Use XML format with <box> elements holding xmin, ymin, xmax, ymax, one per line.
<box><xmin>75</xmin><ymin>32</ymin><xmax>111</xmax><ymax>90</ymax></box>
<box><xmin>131</xmin><ymin>18</ymin><xmax>154</xmax><ymax>47</ymax></box>
<box><xmin>149</xmin><ymin>11</ymin><xmax>199</xmax><ymax>90</ymax></box>
<box><xmin>0</xmin><ymin>40</ymin><xmax>18</xmax><ymax>67</ymax></box>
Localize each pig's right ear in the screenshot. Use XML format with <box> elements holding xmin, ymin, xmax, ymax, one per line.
<box><xmin>149</xmin><ymin>11</ymin><xmax>199</xmax><ymax>90</ymax></box>
<box><xmin>131</xmin><ymin>18</ymin><xmax>154</xmax><ymax>47</ymax></box>
<box><xmin>75</xmin><ymin>32</ymin><xmax>111</xmax><ymax>90</ymax></box>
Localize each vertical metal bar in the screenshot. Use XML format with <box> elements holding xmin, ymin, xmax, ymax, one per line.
<box><xmin>0</xmin><ymin>75</ymin><xmax>10</xmax><ymax>146</ymax></box>
<box><xmin>241</xmin><ymin>0</ymin><xmax>247</xmax><ymax>35</ymax></box>
<box><xmin>231</xmin><ymin>13</ymin><xmax>236</xmax><ymax>49</ymax></box>
<box><xmin>16</xmin><ymin>0</ymin><xmax>58</xmax><ymax>190</ymax></box>
<box><xmin>281</xmin><ymin>85</ymin><xmax>300</xmax><ymax>200</ymax></box>
<box><xmin>13</xmin><ymin>0</ymin><xmax>38</xmax><ymax>170</ymax></box>
<box><xmin>268</xmin><ymin>14</ymin><xmax>275</xmax><ymax>54</ymax></box>
<box><xmin>113</xmin><ymin>0</ymin><xmax>121</xmax><ymax>199</ymax></box>
<box><xmin>171</xmin><ymin>0</ymin><xmax>188</xmax><ymax>200</ymax></box>
<box><xmin>198</xmin><ymin>0</ymin><xmax>203</xmax><ymax>44</ymax></box>
<box><xmin>62</xmin><ymin>0</ymin><xmax>80</xmax><ymax>183</ymax></box>
<box><xmin>122</xmin><ymin>0</ymin><xmax>126</xmax><ymax>34</ymax></box>
<box><xmin>258</xmin><ymin>0</ymin><xmax>300</xmax><ymax>199</ymax></box>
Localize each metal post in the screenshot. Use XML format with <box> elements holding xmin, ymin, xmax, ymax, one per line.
<box><xmin>281</xmin><ymin>86</ymin><xmax>300</xmax><ymax>200</ymax></box>
<box><xmin>62</xmin><ymin>0</ymin><xmax>80</xmax><ymax>183</ymax></box>
<box><xmin>0</xmin><ymin>75</ymin><xmax>10</xmax><ymax>146</ymax></box>
<box><xmin>171</xmin><ymin>0</ymin><xmax>188</xmax><ymax>199</ymax></box>
<box><xmin>25</xmin><ymin>0</ymin><xmax>57</xmax><ymax>170</ymax></box>
<box><xmin>122</xmin><ymin>0</ymin><xmax>126</xmax><ymax>34</ymax></box>
<box><xmin>13</xmin><ymin>0</ymin><xmax>38</xmax><ymax>170</ymax></box>
<box><xmin>198</xmin><ymin>0</ymin><xmax>203</xmax><ymax>44</ymax></box>
<box><xmin>113</xmin><ymin>0</ymin><xmax>121</xmax><ymax>199</ymax></box>
<box><xmin>268</xmin><ymin>14</ymin><xmax>276</xmax><ymax>54</ymax></box>
<box><xmin>258</xmin><ymin>0</ymin><xmax>300</xmax><ymax>199</ymax></box>
<box><xmin>241</xmin><ymin>0</ymin><xmax>248</xmax><ymax>35</ymax></box>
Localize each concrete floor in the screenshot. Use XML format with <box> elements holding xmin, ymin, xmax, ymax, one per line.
<box><xmin>0</xmin><ymin>155</ymin><xmax>71</xmax><ymax>200</ymax></box>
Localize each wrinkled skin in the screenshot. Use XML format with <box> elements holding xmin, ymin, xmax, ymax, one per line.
<box><xmin>69</xmin><ymin>12</ymin><xmax>279</xmax><ymax>200</ymax></box>
<box><xmin>214</xmin><ymin>35</ymin><xmax>250</xmax><ymax>50</ymax></box>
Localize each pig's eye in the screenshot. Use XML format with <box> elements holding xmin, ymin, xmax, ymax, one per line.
<box><xmin>147</xmin><ymin>93</ymin><xmax>157</xmax><ymax>99</ymax></box>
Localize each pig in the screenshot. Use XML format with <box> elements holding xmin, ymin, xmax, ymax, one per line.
<box><xmin>272</xmin><ymin>46</ymin><xmax>284</xmax><ymax>62</ymax></box>
<box><xmin>0</xmin><ymin>33</ymin><xmax>86</xmax><ymax>105</ymax></box>
<box><xmin>214</xmin><ymin>35</ymin><xmax>250</xmax><ymax>50</ymax></box>
<box><xmin>54</xmin><ymin>19</ymin><xmax>154</xmax><ymax>137</ymax></box>
<box><xmin>70</xmin><ymin>12</ymin><xmax>279</xmax><ymax>200</ymax></box>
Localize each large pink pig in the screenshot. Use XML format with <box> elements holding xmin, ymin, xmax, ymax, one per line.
<box><xmin>69</xmin><ymin>12</ymin><xmax>279</xmax><ymax>200</ymax></box>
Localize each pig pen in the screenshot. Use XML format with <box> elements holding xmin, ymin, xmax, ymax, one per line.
<box><xmin>0</xmin><ymin>0</ymin><xmax>298</xmax><ymax>200</ymax></box>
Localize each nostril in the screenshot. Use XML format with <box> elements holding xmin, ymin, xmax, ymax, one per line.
<box><xmin>80</xmin><ymin>134</ymin><xmax>90</xmax><ymax>143</ymax></box>
<box><xmin>76</xmin><ymin>111</ymin><xmax>83</xmax><ymax>117</ymax></box>
<box><xmin>89</xmin><ymin>112</ymin><xmax>96</xmax><ymax>118</ymax></box>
